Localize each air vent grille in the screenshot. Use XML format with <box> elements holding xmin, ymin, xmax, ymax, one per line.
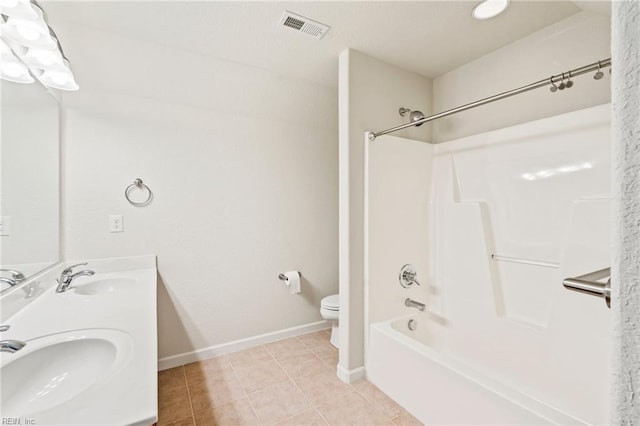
<box><xmin>279</xmin><ymin>11</ymin><xmax>330</xmax><ymax>39</ymax></box>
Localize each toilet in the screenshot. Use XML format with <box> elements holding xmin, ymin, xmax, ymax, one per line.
<box><xmin>320</xmin><ymin>294</ymin><xmax>340</xmax><ymax>348</ymax></box>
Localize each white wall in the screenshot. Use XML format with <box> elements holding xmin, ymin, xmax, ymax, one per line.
<box><xmin>338</xmin><ymin>49</ymin><xmax>431</xmax><ymax>380</ymax></box>
<box><xmin>432</xmin><ymin>11</ymin><xmax>611</xmax><ymax>143</ymax></box>
<box><xmin>365</xmin><ymin>135</ymin><xmax>433</xmax><ymax>326</ymax></box>
<box><xmin>58</xmin><ymin>22</ymin><xmax>338</xmax><ymax>361</ymax></box>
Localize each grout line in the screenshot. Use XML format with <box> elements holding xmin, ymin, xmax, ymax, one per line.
<box><xmin>351</xmin><ymin>382</ymin><xmax>398</xmax><ymax>421</ymax></box>
<box><xmin>181</xmin><ymin>365</ymin><xmax>197</xmax><ymax>424</ymax></box>
<box><xmin>271</xmin><ymin>336</ymin><xmax>336</xmax><ymax>425</ymax></box>
<box><xmin>229</xmin><ymin>345</ymin><xmax>270</xmax><ymax>425</ymax></box>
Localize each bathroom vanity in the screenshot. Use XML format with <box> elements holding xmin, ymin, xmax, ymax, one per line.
<box><xmin>0</xmin><ymin>255</ymin><xmax>158</xmax><ymax>426</ymax></box>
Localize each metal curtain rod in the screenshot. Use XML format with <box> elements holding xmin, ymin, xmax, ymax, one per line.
<box><xmin>368</xmin><ymin>57</ymin><xmax>611</xmax><ymax>141</ymax></box>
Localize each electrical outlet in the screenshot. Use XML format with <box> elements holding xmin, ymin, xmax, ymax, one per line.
<box><xmin>109</xmin><ymin>215</ymin><xmax>123</xmax><ymax>233</ymax></box>
<box><xmin>0</xmin><ymin>216</ymin><xmax>11</xmax><ymax>236</ymax></box>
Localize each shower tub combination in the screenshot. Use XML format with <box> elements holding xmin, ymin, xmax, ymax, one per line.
<box><xmin>364</xmin><ymin>104</ymin><xmax>612</xmax><ymax>425</ymax></box>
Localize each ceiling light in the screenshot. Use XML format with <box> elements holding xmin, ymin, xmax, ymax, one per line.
<box><xmin>472</xmin><ymin>0</ymin><xmax>509</xmax><ymax>20</ymax></box>
<box><xmin>0</xmin><ymin>0</ymin><xmax>37</xmax><ymax>20</ymax></box>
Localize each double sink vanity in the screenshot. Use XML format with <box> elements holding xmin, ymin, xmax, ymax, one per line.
<box><xmin>0</xmin><ymin>255</ymin><xmax>158</xmax><ymax>425</ymax></box>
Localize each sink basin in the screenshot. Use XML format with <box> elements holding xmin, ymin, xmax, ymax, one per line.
<box><xmin>0</xmin><ymin>329</ymin><xmax>133</xmax><ymax>416</ymax></box>
<box><xmin>73</xmin><ymin>278</ymin><xmax>136</xmax><ymax>295</ymax></box>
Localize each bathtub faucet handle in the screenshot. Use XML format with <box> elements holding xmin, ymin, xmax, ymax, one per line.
<box><xmin>399</xmin><ymin>264</ymin><xmax>421</xmax><ymax>288</ymax></box>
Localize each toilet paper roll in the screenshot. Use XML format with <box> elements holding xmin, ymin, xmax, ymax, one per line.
<box><xmin>283</xmin><ymin>271</ymin><xmax>301</xmax><ymax>295</ymax></box>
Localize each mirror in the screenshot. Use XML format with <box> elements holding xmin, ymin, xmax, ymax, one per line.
<box><xmin>1</xmin><ymin>79</ymin><xmax>59</xmax><ymax>292</ymax></box>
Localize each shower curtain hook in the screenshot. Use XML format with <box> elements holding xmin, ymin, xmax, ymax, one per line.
<box><xmin>566</xmin><ymin>70</ymin><xmax>574</xmax><ymax>88</ymax></box>
<box><xmin>558</xmin><ymin>72</ymin><xmax>566</xmax><ymax>90</ymax></box>
<box><xmin>399</xmin><ymin>107</ymin><xmax>412</xmax><ymax>117</ymax></box>
<box><xmin>549</xmin><ymin>76</ymin><xmax>558</xmax><ymax>93</ymax></box>
<box><xmin>594</xmin><ymin>61</ymin><xmax>604</xmax><ymax>80</ymax></box>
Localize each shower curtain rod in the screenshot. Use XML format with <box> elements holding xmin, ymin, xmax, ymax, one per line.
<box><xmin>368</xmin><ymin>57</ymin><xmax>612</xmax><ymax>141</ymax></box>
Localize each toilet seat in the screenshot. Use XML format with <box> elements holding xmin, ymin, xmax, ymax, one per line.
<box><xmin>321</xmin><ymin>294</ymin><xmax>339</xmax><ymax>311</ymax></box>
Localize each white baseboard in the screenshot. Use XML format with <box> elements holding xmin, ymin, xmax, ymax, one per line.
<box><xmin>158</xmin><ymin>320</ymin><xmax>330</xmax><ymax>371</ymax></box>
<box><xmin>336</xmin><ymin>364</ymin><xmax>366</xmax><ymax>383</ymax></box>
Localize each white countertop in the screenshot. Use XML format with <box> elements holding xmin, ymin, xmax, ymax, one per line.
<box><xmin>0</xmin><ymin>255</ymin><xmax>158</xmax><ymax>426</ymax></box>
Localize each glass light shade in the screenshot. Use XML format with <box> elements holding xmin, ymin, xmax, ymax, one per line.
<box><xmin>1</xmin><ymin>5</ymin><xmax>55</xmax><ymax>48</ymax></box>
<box><xmin>472</xmin><ymin>0</ymin><xmax>509</xmax><ymax>20</ymax></box>
<box><xmin>0</xmin><ymin>0</ymin><xmax>38</xmax><ymax>20</ymax></box>
<box><xmin>36</xmin><ymin>64</ymin><xmax>79</xmax><ymax>91</ymax></box>
<box><xmin>21</xmin><ymin>46</ymin><xmax>64</xmax><ymax>68</ymax></box>
<box><xmin>0</xmin><ymin>52</ymin><xmax>34</xmax><ymax>83</ymax></box>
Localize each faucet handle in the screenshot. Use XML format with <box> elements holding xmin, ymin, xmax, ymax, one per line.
<box><xmin>399</xmin><ymin>264</ymin><xmax>421</xmax><ymax>288</ymax></box>
<box><xmin>62</xmin><ymin>262</ymin><xmax>88</xmax><ymax>275</ymax></box>
<box><xmin>0</xmin><ymin>269</ymin><xmax>25</xmax><ymax>281</ymax></box>
<box><xmin>0</xmin><ymin>325</ymin><xmax>10</xmax><ymax>332</ymax></box>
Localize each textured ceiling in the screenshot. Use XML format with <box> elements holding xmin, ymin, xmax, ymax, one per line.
<box><xmin>44</xmin><ymin>1</ymin><xmax>588</xmax><ymax>88</ymax></box>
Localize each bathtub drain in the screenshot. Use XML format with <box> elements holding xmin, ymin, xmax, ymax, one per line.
<box><xmin>408</xmin><ymin>319</ymin><xmax>417</xmax><ymax>331</ymax></box>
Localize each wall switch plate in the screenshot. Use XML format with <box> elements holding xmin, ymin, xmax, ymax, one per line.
<box><xmin>109</xmin><ymin>215</ymin><xmax>123</xmax><ymax>233</ymax></box>
<box><xmin>0</xmin><ymin>216</ymin><xmax>11</xmax><ymax>236</ymax></box>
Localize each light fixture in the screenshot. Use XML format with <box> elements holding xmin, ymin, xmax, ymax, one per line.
<box><xmin>0</xmin><ymin>0</ymin><xmax>78</xmax><ymax>90</ymax></box>
<box><xmin>0</xmin><ymin>0</ymin><xmax>37</xmax><ymax>20</ymax></box>
<box><xmin>472</xmin><ymin>0</ymin><xmax>510</xmax><ymax>20</ymax></box>
<box><xmin>0</xmin><ymin>39</ymin><xmax>33</xmax><ymax>83</ymax></box>
<box><xmin>1</xmin><ymin>4</ymin><xmax>55</xmax><ymax>48</ymax></box>
<box><xmin>34</xmin><ymin>61</ymin><xmax>78</xmax><ymax>91</ymax></box>
<box><xmin>20</xmin><ymin>45</ymin><xmax>63</xmax><ymax>68</ymax></box>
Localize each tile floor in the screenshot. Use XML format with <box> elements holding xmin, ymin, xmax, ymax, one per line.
<box><xmin>157</xmin><ymin>329</ymin><xmax>422</xmax><ymax>425</ymax></box>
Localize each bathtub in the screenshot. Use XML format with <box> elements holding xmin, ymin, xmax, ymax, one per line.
<box><xmin>367</xmin><ymin>316</ymin><xmax>584</xmax><ymax>425</ymax></box>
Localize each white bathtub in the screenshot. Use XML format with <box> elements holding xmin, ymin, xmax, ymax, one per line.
<box><xmin>367</xmin><ymin>316</ymin><xmax>584</xmax><ymax>425</ymax></box>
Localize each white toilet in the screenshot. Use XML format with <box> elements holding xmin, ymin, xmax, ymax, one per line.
<box><xmin>320</xmin><ymin>294</ymin><xmax>339</xmax><ymax>348</ymax></box>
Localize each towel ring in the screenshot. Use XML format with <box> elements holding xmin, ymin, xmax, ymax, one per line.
<box><xmin>125</xmin><ymin>178</ymin><xmax>153</xmax><ymax>207</ymax></box>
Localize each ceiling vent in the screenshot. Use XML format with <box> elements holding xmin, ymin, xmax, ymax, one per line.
<box><xmin>279</xmin><ymin>11</ymin><xmax>330</xmax><ymax>39</ymax></box>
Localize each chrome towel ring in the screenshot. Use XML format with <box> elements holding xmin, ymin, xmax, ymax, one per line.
<box><xmin>125</xmin><ymin>178</ymin><xmax>153</xmax><ymax>207</ymax></box>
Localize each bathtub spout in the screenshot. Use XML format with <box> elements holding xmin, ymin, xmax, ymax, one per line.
<box><xmin>405</xmin><ymin>298</ymin><xmax>426</xmax><ymax>311</ymax></box>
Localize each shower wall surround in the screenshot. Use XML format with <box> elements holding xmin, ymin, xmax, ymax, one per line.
<box><xmin>365</xmin><ymin>104</ymin><xmax>612</xmax><ymax>423</ymax></box>
<box><xmin>57</xmin><ymin>22</ymin><xmax>338</xmax><ymax>365</ymax></box>
<box><xmin>341</xmin><ymin>10</ymin><xmax>611</xmax><ymax>379</ymax></box>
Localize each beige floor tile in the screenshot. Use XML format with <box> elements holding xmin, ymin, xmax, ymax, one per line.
<box><xmin>159</xmin><ymin>366</ymin><xmax>186</xmax><ymax>394</ymax></box>
<box><xmin>265</xmin><ymin>337</ymin><xmax>312</xmax><ymax>359</ymax></box>
<box><xmin>227</xmin><ymin>346</ymin><xmax>273</xmax><ymax>370</ymax></box>
<box><xmin>184</xmin><ymin>356</ymin><xmax>231</xmax><ymax>385</ymax></box>
<box><xmin>158</xmin><ymin>387</ymin><xmax>192</xmax><ymax>425</ymax></box>
<box><xmin>298</xmin><ymin>331</ymin><xmax>330</xmax><ymax>349</ymax></box>
<box><xmin>312</xmin><ymin>347</ymin><xmax>339</xmax><ymax>368</ymax></box>
<box><xmin>166</xmin><ymin>416</ymin><xmax>194</xmax><ymax>426</ymax></box>
<box><xmin>276</xmin><ymin>409</ymin><xmax>328</xmax><ymax>425</ymax></box>
<box><xmin>316</xmin><ymin>391</ymin><xmax>393</xmax><ymax>426</ymax></box>
<box><xmin>247</xmin><ymin>380</ymin><xmax>311</xmax><ymax>424</ymax></box>
<box><xmin>277</xmin><ymin>351</ymin><xmax>331</xmax><ymax>379</ymax></box>
<box><xmin>352</xmin><ymin>380</ymin><xmax>403</xmax><ymax>419</ymax></box>
<box><xmin>235</xmin><ymin>359</ymin><xmax>289</xmax><ymax>393</ymax></box>
<box><xmin>193</xmin><ymin>398</ymin><xmax>260</xmax><ymax>426</ymax></box>
<box><xmin>188</xmin><ymin>367</ymin><xmax>246</xmax><ymax>412</ymax></box>
<box><xmin>393</xmin><ymin>410</ymin><xmax>423</xmax><ymax>426</ymax></box>
<box><xmin>293</xmin><ymin>369</ymin><xmax>352</xmax><ymax>406</ymax></box>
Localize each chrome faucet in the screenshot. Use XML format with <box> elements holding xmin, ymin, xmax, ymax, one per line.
<box><xmin>0</xmin><ymin>325</ymin><xmax>26</xmax><ymax>353</ymax></box>
<box><xmin>0</xmin><ymin>269</ymin><xmax>25</xmax><ymax>287</ymax></box>
<box><xmin>56</xmin><ymin>263</ymin><xmax>95</xmax><ymax>293</ymax></box>
<box><xmin>0</xmin><ymin>277</ymin><xmax>20</xmax><ymax>287</ymax></box>
<box><xmin>0</xmin><ymin>339</ymin><xmax>26</xmax><ymax>353</ymax></box>
<box><xmin>405</xmin><ymin>298</ymin><xmax>426</xmax><ymax>311</ymax></box>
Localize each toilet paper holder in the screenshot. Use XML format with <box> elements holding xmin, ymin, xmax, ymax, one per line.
<box><xmin>279</xmin><ymin>272</ymin><xmax>301</xmax><ymax>280</ymax></box>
